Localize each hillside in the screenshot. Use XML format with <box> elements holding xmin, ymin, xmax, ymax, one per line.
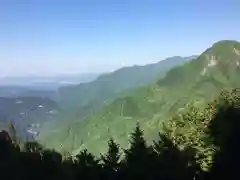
<box><xmin>0</xmin><ymin>85</ymin><xmax>58</xmax><ymax>101</ymax></box>
<box><xmin>0</xmin><ymin>86</ymin><xmax>31</xmax><ymax>97</ymax></box>
<box><xmin>57</xmin><ymin>56</ymin><xmax>197</xmax><ymax>114</ymax></box>
<box><xmin>0</xmin><ymin>96</ymin><xmax>60</xmax><ymax>141</ymax></box>
<box><xmin>38</xmin><ymin>40</ymin><xmax>240</xmax><ymax>154</ymax></box>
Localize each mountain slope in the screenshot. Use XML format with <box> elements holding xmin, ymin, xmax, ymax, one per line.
<box><xmin>38</xmin><ymin>56</ymin><xmax>197</xmax><ymax>151</ymax></box>
<box><xmin>0</xmin><ymin>96</ymin><xmax>60</xmax><ymax>141</ymax></box>
<box><xmin>39</xmin><ymin>40</ymin><xmax>240</xmax><ymax>154</ymax></box>
<box><xmin>58</xmin><ymin>56</ymin><xmax>197</xmax><ymax>112</ymax></box>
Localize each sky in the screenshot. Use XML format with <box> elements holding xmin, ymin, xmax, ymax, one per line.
<box><xmin>1</xmin><ymin>0</ymin><xmax>240</xmax><ymax>77</ymax></box>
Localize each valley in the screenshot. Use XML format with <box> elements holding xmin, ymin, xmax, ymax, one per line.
<box><xmin>0</xmin><ymin>96</ymin><xmax>60</xmax><ymax>142</ymax></box>
<box><xmin>0</xmin><ymin>56</ymin><xmax>196</xmax><ymax>150</ymax></box>
<box><xmin>1</xmin><ymin>40</ymin><xmax>240</xmax><ymax>157</ymax></box>
<box><xmin>37</xmin><ymin>40</ymin><xmax>240</xmax><ymax>155</ymax></box>
<box><xmin>2</xmin><ymin>2</ymin><xmax>240</xmax><ymax>179</ymax></box>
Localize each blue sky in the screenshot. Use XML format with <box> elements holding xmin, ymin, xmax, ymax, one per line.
<box><xmin>1</xmin><ymin>0</ymin><xmax>240</xmax><ymax>76</ymax></box>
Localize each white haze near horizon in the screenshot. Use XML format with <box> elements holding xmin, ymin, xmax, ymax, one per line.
<box><xmin>1</xmin><ymin>1</ymin><xmax>240</xmax><ymax>77</ymax></box>
<box><xmin>0</xmin><ymin>54</ymin><xmax>200</xmax><ymax>78</ymax></box>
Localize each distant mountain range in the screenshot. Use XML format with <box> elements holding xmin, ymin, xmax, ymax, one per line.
<box><xmin>0</xmin><ymin>73</ymin><xmax>101</xmax><ymax>102</ymax></box>
<box><xmin>38</xmin><ymin>40</ymin><xmax>240</xmax><ymax>155</ymax></box>
<box><xmin>0</xmin><ymin>73</ymin><xmax>100</xmax><ymax>90</ymax></box>
<box><xmin>57</xmin><ymin>55</ymin><xmax>197</xmax><ymax>112</ymax></box>
<box><xmin>0</xmin><ymin>86</ymin><xmax>59</xmax><ymax>101</ymax></box>
<box><xmin>37</xmin><ymin>55</ymin><xmax>198</xmax><ymax>151</ymax></box>
<box><xmin>1</xmin><ymin>56</ymin><xmax>198</xmax><ymax>141</ymax></box>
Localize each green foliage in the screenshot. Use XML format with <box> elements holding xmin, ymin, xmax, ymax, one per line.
<box><xmin>165</xmin><ymin>89</ymin><xmax>240</xmax><ymax>172</ymax></box>
<box><xmin>23</xmin><ymin>141</ymin><xmax>43</xmax><ymax>153</ymax></box>
<box><xmin>124</xmin><ymin>122</ymin><xmax>149</xmax><ymax>161</ymax></box>
<box><xmin>8</xmin><ymin>122</ymin><xmax>17</xmax><ymax>144</ymax></box>
<box><xmin>39</xmin><ymin>40</ymin><xmax>240</xmax><ymax>156</ymax></box>
<box><xmin>58</xmin><ymin>56</ymin><xmax>194</xmax><ymax>110</ymax></box>
<box><xmin>75</xmin><ymin>148</ymin><xmax>99</xmax><ymax>167</ymax></box>
<box><xmin>165</xmin><ymin>102</ymin><xmax>216</xmax><ymax>171</ymax></box>
<box><xmin>1</xmin><ymin>90</ymin><xmax>240</xmax><ymax>179</ymax></box>
<box><xmin>101</xmin><ymin>138</ymin><xmax>121</xmax><ymax>170</ymax></box>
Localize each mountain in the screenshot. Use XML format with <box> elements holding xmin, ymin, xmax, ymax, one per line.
<box><xmin>0</xmin><ymin>96</ymin><xmax>60</xmax><ymax>141</ymax></box>
<box><xmin>37</xmin><ymin>40</ymin><xmax>240</xmax><ymax>154</ymax></box>
<box><xmin>0</xmin><ymin>73</ymin><xmax>100</xmax><ymax>101</ymax></box>
<box><xmin>57</xmin><ymin>56</ymin><xmax>197</xmax><ymax>113</ymax></box>
<box><xmin>0</xmin><ymin>85</ymin><xmax>58</xmax><ymax>101</ymax></box>
<box><xmin>0</xmin><ymin>73</ymin><xmax>100</xmax><ymax>90</ymax></box>
<box><xmin>0</xmin><ymin>85</ymin><xmax>31</xmax><ymax>97</ymax></box>
<box><xmin>18</xmin><ymin>89</ymin><xmax>59</xmax><ymax>101</ymax></box>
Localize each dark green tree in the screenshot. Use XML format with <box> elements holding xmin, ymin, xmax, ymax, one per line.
<box><xmin>8</xmin><ymin>121</ymin><xmax>18</xmax><ymax>145</ymax></box>
<box><xmin>0</xmin><ymin>130</ymin><xmax>23</xmax><ymax>180</ymax></box>
<box><xmin>125</xmin><ymin>122</ymin><xmax>148</xmax><ymax>160</ymax></box>
<box><xmin>123</xmin><ymin>122</ymin><xmax>152</xmax><ymax>179</ymax></box>
<box><xmin>207</xmin><ymin>89</ymin><xmax>240</xmax><ymax>179</ymax></box>
<box><xmin>101</xmin><ymin>138</ymin><xmax>121</xmax><ymax>180</ymax></box>
<box><xmin>101</xmin><ymin>138</ymin><xmax>121</xmax><ymax>171</ymax></box>
<box><xmin>23</xmin><ymin>141</ymin><xmax>43</xmax><ymax>153</ymax></box>
<box><xmin>152</xmin><ymin>133</ymin><xmax>201</xmax><ymax>180</ymax></box>
<box><xmin>75</xmin><ymin>148</ymin><xmax>102</xmax><ymax>180</ymax></box>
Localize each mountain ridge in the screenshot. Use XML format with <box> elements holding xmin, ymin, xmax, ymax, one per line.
<box><xmin>57</xmin><ymin>55</ymin><xmax>197</xmax><ymax>111</ymax></box>
<box><xmin>38</xmin><ymin>40</ymin><xmax>240</xmax><ymax>155</ymax></box>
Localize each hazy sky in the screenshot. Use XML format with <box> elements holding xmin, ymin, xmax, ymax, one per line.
<box><xmin>1</xmin><ymin>0</ymin><xmax>240</xmax><ymax>76</ymax></box>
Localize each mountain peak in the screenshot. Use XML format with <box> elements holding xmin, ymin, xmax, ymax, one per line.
<box><xmin>157</xmin><ymin>39</ymin><xmax>240</xmax><ymax>87</ymax></box>
<box><xmin>212</xmin><ymin>40</ymin><xmax>240</xmax><ymax>47</ymax></box>
<box><xmin>199</xmin><ymin>40</ymin><xmax>240</xmax><ymax>62</ymax></box>
<box><xmin>208</xmin><ymin>40</ymin><xmax>240</xmax><ymax>55</ymax></box>
<box><xmin>195</xmin><ymin>40</ymin><xmax>240</xmax><ymax>77</ymax></box>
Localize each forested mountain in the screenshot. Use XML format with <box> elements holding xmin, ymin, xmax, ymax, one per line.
<box><xmin>0</xmin><ymin>86</ymin><xmax>32</xmax><ymax>97</ymax></box>
<box><xmin>0</xmin><ymin>56</ymin><xmax>196</xmax><ymax>147</ymax></box>
<box><xmin>0</xmin><ymin>96</ymin><xmax>60</xmax><ymax>141</ymax></box>
<box><xmin>38</xmin><ymin>40</ymin><xmax>240</xmax><ymax>155</ymax></box>
<box><xmin>37</xmin><ymin>56</ymin><xmax>197</xmax><ymax>149</ymax></box>
<box><xmin>2</xmin><ymin>40</ymin><xmax>240</xmax><ymax>180</ymax></box>
<box><xmin>58</xmin><ymin>56</ymin><xmax>197</xmax><ymax>113</ymax></box>
<box><xmin>0</xmin><ymin>73</ymin><xmax>100</xmax><ymax>101</ymax></box>
<box><xmin>2</xmin><ymin>88</ymin><xmax>240</xmax><ymax>180</ymax></box>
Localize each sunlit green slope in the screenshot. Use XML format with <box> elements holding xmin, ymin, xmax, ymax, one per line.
<box><xmin>39</xmin><ymin>40</ymin><xmax>240</xmax><ymax>155</ymax></box>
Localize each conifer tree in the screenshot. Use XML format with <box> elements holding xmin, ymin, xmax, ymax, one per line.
<box><xmin>123</xmin><ymin>122</ymin><xmax>151</xmax><ymax>179</ymax></box>
<box><xmin>125</xmin><ymin>122</ymin><xmax>148</xmax><ymax>161</ymax></box>
<box><xmin>152</xmin><ymin>133</ymin><xmax>200</xmax><ymax>180</ymax></box>
<box><xmin>101</xmin><ymin>138</ymin><xmax>121</xmax><ymax>172</ymax></box>
<box><xmin>75</xmin><ymin>149</ymin><xmax>101</xmax><ymax>179</ymax></box>
<box><xmin>23</xmin><ymin>141</ymin><xmax>43</xmax><ymax>153</ymax></box>
<box><xmin>8</xmin><ymin>121</ymin><xmax>17</xmax><ymax>145</ymax></box>
<box><xmin>76</xmin><ymin>149</ymin><xmax>99</xmax><ymax>167</ymax></box>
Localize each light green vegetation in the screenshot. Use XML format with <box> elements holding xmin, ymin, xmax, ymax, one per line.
<box><xmin>38</xmin><ymin>40</ymin><xmax>240</xmax><ymax>156</ymax></box>
<box><xmin>57</xmin><ymin>56</ymin><xmax>196</xmax><ymax>112</ymax></box>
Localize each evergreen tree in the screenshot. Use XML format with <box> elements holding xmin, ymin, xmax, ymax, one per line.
<box><xmin>101</xmin><ymin>138</ymin><xmax>121</xmax><ymax>171</ymax></box>
<box><xmin>75</xmin><ymin>149</ymin><xmax>101</xmax><ymax>180</ymax></box>
<box><xmin>152</xmin><ymin>133</ymin><xmax>201</xmax><ymax>180</ymax></box>
<box><xmin>125</xmin><ymin>122</ymin><xmax>148</xmax><ymax>161</ymax></box>
<box><xmin>23</xmin><ymin>141</ymin><xmax>43</xmax><ymax>153</ymax></box>
<box><xmin>76</xmin><ymin>148</ymin><xmax>99</xmax><ymax>167</ymax></box>
<box><xmin>207</xmin><ymin>89</ymin><xmax>240</xmax><ymax>179</ymax></box>
<box><xmin>8</xmin><ymin>121</ymin><xmax>18</xmax><ymax>145</ymax></box>
<box><xmin>101</xmin><ymin>138</ymin><xmax>121</xmax><ymax>180</ymax></box>
<box><xmin>123</xmin><ymin>122</ymin><xmax>151</xmax><ymax>179</ymax></box>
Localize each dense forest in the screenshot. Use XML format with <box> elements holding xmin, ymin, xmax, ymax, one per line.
<box><xmin>1</xmin><ymin>88</ymin><xmax>240</xmax><ymax>180</ymax></box>
<box><xmin>38</xmin><ymin>40</ymin><xmax>240</xmax><ymax>155</ymax></box>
